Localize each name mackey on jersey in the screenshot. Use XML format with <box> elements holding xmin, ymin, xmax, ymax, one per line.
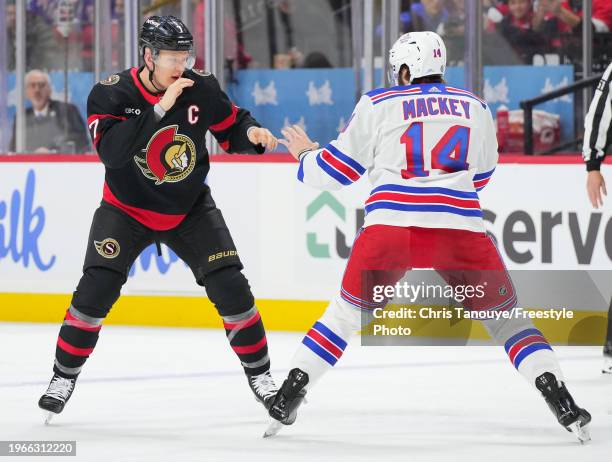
<box><xmin>86</xmin><ymin>67</ymin><xmax>263</xmax><ymax>231</ymax></box>
<box><xmin>297</xmin><ymin>83</ymin><xmax>498</xmax><ymax>233</ymax></box>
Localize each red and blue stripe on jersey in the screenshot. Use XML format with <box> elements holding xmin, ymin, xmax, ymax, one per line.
<box><xmin>473</xmin><ymin>168</ymin><xmax>495</xmax><ymax>191</ymax></box>
<box><xmin>365</xmin><ymin>184</ymin><xmax>483</xmax><ymax>218</ymax></box>
<box><xmin>299</xmin><ymin>143</ymin><xmax>367</xmax><ymax>185</ymax></box>
<box><xmin>505</xmin><ymin>328</ymin><xmax>553</xmax><ymax>369</ymax></box>
<box><xmin>340</xmin><ymin>287</ymin><xmax>386</xmax><ymax>310</ymax></box>
<box><xmin>367</xmin><ymin>86</ymin><xmax>422</xmax><ymax>105</ymax></box>
<box><xmin>366</xmin><ymin>84</ymin><xmax>487</xmax><ymax>109</ymax></box>
<box><xmin>445</xmin><ymin>86</ymin><xmax>487</xmax><ymax>108</ymax></box>
<box><xmin>302</xmin><ymin>321</ymin><xmax>348</xmax><ymax>366</ymax></box>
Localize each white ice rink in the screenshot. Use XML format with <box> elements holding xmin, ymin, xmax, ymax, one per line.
<box><xmin>0</xmin><ymin>322</ymin><xmax>610</xmax><ymax>462</ymax></box>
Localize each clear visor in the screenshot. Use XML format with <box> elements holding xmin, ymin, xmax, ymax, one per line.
<box><xmin>387</xmin><ymin>62</ymin><xmax>397</xmax><ymax>87</ymax></box>
<box><xmin>154</xmin><ymin>49</ymin><xmax>196</xmax><ymax>70</ymax></box>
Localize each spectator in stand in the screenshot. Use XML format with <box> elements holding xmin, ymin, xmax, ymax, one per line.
<box><xmin>8</xmin><ymin>0</ymin><xmax>90</xmax><ymax>71</ymax></box>
<box><xmin>9</xmin><ymin>70</ymin><xmax>90</xmax><ymax>153</ymax></box>
<box><xmin>78</xmin><ymin>0</ymin><xmax>96</xmax><ymax>71</ymax></box>
<box><xmin>7</xmin><ymin>0</ymin><xmax>58</xmax><ymax>71</ymax></box>
<box><xmin>400</xmin><ymin>0</ymin><xmax>450</xmax><ymax>35</ymax></box>
<box><xmin>193</xmin><ymin>0</ymin><xmax>252</xmax><ymax>70</ymax></box>
<box><xmin>531</xmin><ymin>0</ymin><xmax>581</xmax><ymax>56</ymax></box>
<box><xmin>531</xmin><ymin>0</ymin><xmax>611</xmax><ymax>62</ymax></box>
<box><xmin>77</xmin><ymin>0</ymin><xmax>122</xmax><ymax>71</ymax></box>
<box><xmin>592</xmin><ymin>0</ymin><xmax>612</xmax><ymax>32</ymax></box>
<box><xmin>496</xmin><ymin>0</ymin><xmax>552</xmax><ymax>64</ymax></box>
<box><xmin>26</xmin><ymin>0</ymin><xmax>57</xmax><ymax>25</ymax></box>
<box><xmin>302</xmin><ymin>51</ymin><xmax>333</xmax><ymax>68</ymax></box>
<box><xmin>533</xmin><ymin>0</ymin><xmax>580</xmax><ymax>32</ymax></box>
<box><xmin>443</xmin><ymin>0</ymin><xmax>465</xmax><ymax>36</ymax></box>
<box><xmin>442</xmin><ymin>0</ymin><xmax>468</xmax><ymax>63</ymax></box>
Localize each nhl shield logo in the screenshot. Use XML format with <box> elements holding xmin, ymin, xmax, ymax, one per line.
<box><xmin>94</xmin><ymin>238</ymin><xmax>120</xmax><ymax>259</ymax></box>
<box><xmin>134</xmin><ymin>125</ymin><xmax>196</xmax><ymax>185</ymax></box>
<box><xmin>100</xmin><ymin>74</ymin><xmax>120</xmax><ymax>85</ymax></box>
<box><xmin>192</xmin><ymin>68</ymin><xmax>211</xmax><ymax>77</ymax></box>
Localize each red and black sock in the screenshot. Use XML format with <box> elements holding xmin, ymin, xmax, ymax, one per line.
<box><xmin>53</xmin><ymin>305</ymin><xmax>104</xmax><ymax>378</ymax></box>
<box><xmin>222</xmin><ymin>306</ymin><xmax>270</xmax><ymax>376</ymax></box>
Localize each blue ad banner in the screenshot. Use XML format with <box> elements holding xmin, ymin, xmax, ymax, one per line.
<box><xmin>229</xmin><ymin>65</ymin><xmax>574</xmax><ymax>147</ymax></box>
<box><xmin>4</xmin><ymin>65</ymin><xmax>573</xmax><ymax>151</ymax></box>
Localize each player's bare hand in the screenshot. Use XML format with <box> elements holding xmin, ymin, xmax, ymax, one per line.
<box><xmin>279</xmin><ymin>125</ymin><xmax>319</xmax><ymax>160</ymax></box>
<box><xmin>586</xmin><ymin>170</ymin><xmax>607</xmax><ymax>209</ymax></box>
<box><xmin>248</xmin><ymin>127</ymin><xmax>278</xmax><ymax>151</ymax></box>
<box><xmin>159</xmin><ymin>78</ymin><xmax>194</xmax><ymax>112</ymax></box>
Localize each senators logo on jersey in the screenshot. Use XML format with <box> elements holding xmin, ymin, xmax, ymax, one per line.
<box><xmin>135</xmin><ymin>125</ymin><xmax>196</xmax><ymax>185</ymax></box>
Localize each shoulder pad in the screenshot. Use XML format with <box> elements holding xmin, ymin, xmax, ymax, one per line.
<box><xmin>192</xmin><ymin>69</ymin><xmax>212</xmax><ymax>77</ymax></box>
<box><xmin>100</xmin><ymin>74</ymin><xmax>120</xmax><ymax>86</ymax></box>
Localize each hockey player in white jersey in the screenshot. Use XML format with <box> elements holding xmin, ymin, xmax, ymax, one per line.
<box><xmin>266</xmin><ymin>32</ymin><xmax>591</xmax><ymax>442</ymax></box>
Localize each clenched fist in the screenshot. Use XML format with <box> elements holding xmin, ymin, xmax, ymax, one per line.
<box><xmin>247</xmin><ymin>127</ymin><xmax>279</xmax><ymax>151</ymax></box>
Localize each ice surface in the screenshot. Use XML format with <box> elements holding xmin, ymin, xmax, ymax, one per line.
<box><xmin>1</xmin><ymin>323</ymin><xmax>610</xmax><ymax>462</ymax></box>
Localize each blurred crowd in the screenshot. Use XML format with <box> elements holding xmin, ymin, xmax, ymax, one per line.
<box><xmin>402</xmin><ymin>0</ymin><xmax>612</xmax><ymax>66</ymax></box>
<box><xmin>6</xmin><ymin>0</ymin><xmax>125</xmax><ymax>71</ymax></box>
<box><xmin>3</xmin><ymin>0</ymin><xmax>610</xmax><ymax>155</ymax></box>
<box><xmin>7</xmin><ymin>0</ymin><xmax>611</xmax><ymax>72</ymax></box>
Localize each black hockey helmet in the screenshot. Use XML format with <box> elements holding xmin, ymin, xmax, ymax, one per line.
<box><xmin>139</xmin><ymin>15</ymin><xmax>193</xmax><ymax>54</ymax></box>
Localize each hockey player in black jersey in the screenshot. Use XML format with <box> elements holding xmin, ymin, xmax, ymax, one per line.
<box><xmin>38</xmin><ymin>15</ymin><xmax>279</xmax><ymax>423</ymax></box>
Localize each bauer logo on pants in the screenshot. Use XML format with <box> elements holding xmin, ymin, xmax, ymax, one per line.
<box><xmin>208</xmin><ymin>250</ymin><xmax>238</xmax><ymax>262</ymax></box>
<box><xmin>94</xmin><ymin>238</ymin><xmax>121</xmax><ymax>259</ymax></box>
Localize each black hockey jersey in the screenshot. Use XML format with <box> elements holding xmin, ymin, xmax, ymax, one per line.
<box><xmin>86</xmin><ymin>67</ymin><xmax>264</xmax><ymax>230</ymax></box>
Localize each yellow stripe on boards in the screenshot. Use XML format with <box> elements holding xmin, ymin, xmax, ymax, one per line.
<box><xmin>0</xmin><ymin>293</ymin><xmax>328</xmax><ymax>331</ymax></box>
<box><xmin>0</xmin><ymin>293</ymin><xmax>607</xmax><ymax>344</ymax></box>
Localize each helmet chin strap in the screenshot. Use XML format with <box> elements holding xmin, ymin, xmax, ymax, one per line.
<box><xmin>146</xmin><ymin>61</ymin><xmax>167</xmax><ymax>93</ymax></box>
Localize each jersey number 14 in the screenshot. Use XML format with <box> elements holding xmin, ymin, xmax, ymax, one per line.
<box><xmin>400</xmin><ymin>122</ymin><xmax>470</xmax><ymax>179</ymax></box>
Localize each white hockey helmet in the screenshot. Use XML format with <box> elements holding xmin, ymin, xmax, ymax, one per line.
<box><xmin>388</xmin><ymin>31</ymin><xmax>447</xmax><ymax>85</ymax></box>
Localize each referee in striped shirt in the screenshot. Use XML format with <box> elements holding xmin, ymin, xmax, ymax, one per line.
<box><xmin>583</xmin><ymin>61</ymin><xmax>612</xmax><ymax>373</ymax></box>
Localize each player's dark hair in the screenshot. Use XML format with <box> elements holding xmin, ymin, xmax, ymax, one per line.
<box><xmin>399</xmin><ymin>64</ymin><xmax>445</xmax><ymax>85</ymax></box>
<box><xmin>413</xmin><ymin>75</ymin><xmax>445</xmax><ymax>84</ymax></box>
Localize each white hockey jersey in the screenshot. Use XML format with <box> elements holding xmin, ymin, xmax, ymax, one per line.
<box><xmin>297</xmin><ymin>83</ymin><xmax>498</xmax><ymax>232</ymax></box>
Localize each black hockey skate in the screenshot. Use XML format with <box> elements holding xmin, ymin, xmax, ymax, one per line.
<box><xmin>535</xmin><ymin>372</ymin><xmax>591</xmax><ymax>443</ymax></box>
<box><xmin>264</xmin><ymin>368</ymin><xmax>309</xmax><ymax>438</ymax></box>
<box><xmin>247</xmin><ymin>370</ymin><xmax>278</xmax><ymax>410</ymax></box>
<box><xmin>603</xmin><ymin>342</ymin><xmax>612</xmax><ymax>374</ymax></box>
<box><xmin>38</xmin><ymin>374</ymin><xmax>77</xmax><ymax>424</ymax></box>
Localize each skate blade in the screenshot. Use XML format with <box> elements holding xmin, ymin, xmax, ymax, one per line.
<box><xmin>602</xmin><ymin>358</ymin><xmax>612</xmax><ymax>374</ymax></box>
<box><xmin>567</xmin><ymin>421</ymin><xmax>591</xmax><ymax>444</ymax></box>
<box><xmin>263</xmin><ymin>419</ymin><xmax>284</xmax><ymax>438</ymax></box>
<box><xmin>43</xmin><ymin>411</ymin><xmax>56</xmax><ymax>425</ymax></box>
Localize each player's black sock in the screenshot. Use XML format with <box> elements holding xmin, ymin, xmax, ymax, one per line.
<box><xmin>222</xmin><ymin>306</ymin><xmax>270</xmax><ymax>376</ymax></box>
<box><xmin>53</xmin><ymin>305</ymin><xmax>104</xmax><ymax>378</ymax></box>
